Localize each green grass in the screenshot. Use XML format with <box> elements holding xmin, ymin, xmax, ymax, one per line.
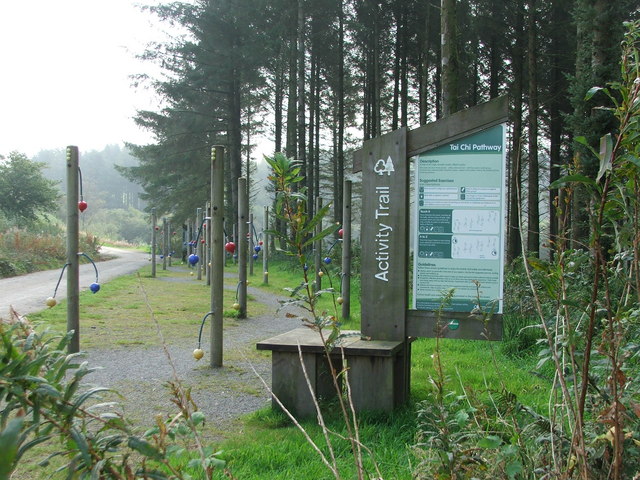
<box><xmin>251</xmin><ymin>257</ymin><xmax>363</xmax><ymax>330</ymax></box>
<box><xmin>29</xmin><ymin>264</ymin><xmax>267</xmax><ymax>349</ymax></box>
<box><xmin>209</xmin><ymin>407</ymin><xmax>417</xmax><ymax>479</ymax></box>
<box><xmin>15</xmin><ymin>258</ymin><xmax>551</xmax><ymax>479</ymax></box>
<box><xmin>208</xmin><ymin>335</ymin><xmax>549</xmax><ymax>479</ymax></box>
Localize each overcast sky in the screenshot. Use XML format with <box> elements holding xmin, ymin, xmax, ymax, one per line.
<box><xmin>0</xmin><ymin>1</ymin><xmax>168</xmax><ymax>157</ymax></box>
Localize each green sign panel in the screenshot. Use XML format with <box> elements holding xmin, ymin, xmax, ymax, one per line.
<box><xmin>413</xmin><ymin>124</ymin><xmax>506</xmax><ymax>313</ymax></box>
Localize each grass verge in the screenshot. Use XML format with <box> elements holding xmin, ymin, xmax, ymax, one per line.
<box><xmin>14</xmin><ymin>258</ymin><xmax>549</xmax><ymax>479</ymax></box>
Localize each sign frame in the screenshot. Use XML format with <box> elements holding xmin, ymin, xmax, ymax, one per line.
<box><xmin>355</xmin><ymin>96</ymin><xmax>508</xmax><ymax>341</ymax></box>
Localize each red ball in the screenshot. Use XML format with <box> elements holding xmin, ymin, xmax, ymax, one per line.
<box><xmin>78</xmin><ymin>200</ymin><xmax>88</xmax><ymax>212</ymax></box>
<box><xmin>225</xmin><ymin>242</ymin><xmax>236</xmax><ymax>254</ymax></box>
<box><xmin>338</xmin><ymin>228</ymin><xmax>344</xmax><ymax>238</ymax></box>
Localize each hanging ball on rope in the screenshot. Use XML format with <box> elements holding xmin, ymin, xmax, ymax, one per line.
<box><xmin>46</xmin><ymin>297</ymin><xmax>57</xmax><ymax>308</ymax></box>
<box><xmin>78</xmin><ymin>200</ymin><xmax>88</xmax><ymax>212</ymax></box>
<box><xmin>193</xmin><ymin>348</ymin><xmax>204</xmax><ymax>360</ymax></box>
<box><xmin>338</xmin><ymin>228</ymin><xmax>344</xmax><ymax>238</ymax></box>
<box><xmin>324</xmin><ymin>257</ymin><xmax>332</xmax><ymax>265</ymax></box>
<box><xmin>188</xmin><ymin>254</ymin><xmax>200</xmax><ymax>265</ymax></box>
<box><xmin>90</xmin><ymin>283</ymin><xmax>100</xmax><ymax>294</ymax></box>
<box><xmin>232</xmin><ymin>302</ymin><xmax>241</xmax><ymax>311</ymax></box>
<box><xmin>303</xmin><ymin>264</ymin><xmax>309</xmax><ymax>271</ymax></box>
<box><xmin>225</xmin><ymin>242</ymin><xmax>236</xmax><ymax>254</ymax></box>
<box><xmin>254</xmin><ymin>245</ymin><xmax>261</xmax><ymax>253</ymax></box>
<box><xmin>252</xmin><ymin>254</ymin><xmax>258</xmax><ymax>260</ymax></box>
<box><xmin>259</xmin><ymin>241</ymin><xmax>263</xmax><ymax>246</ymax></box>
<box><xmin>337</xmin><ymin>296</ymin><xmax>344</xmax><ymax>305</ymax></box>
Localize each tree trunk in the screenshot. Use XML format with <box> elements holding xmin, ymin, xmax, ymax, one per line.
<box><xmin>335</xmin><ymin>0</ymin><xmax>345</xmax><ymax>223</ymax></box>
<box><xmin>286</xmin><ymin>0</ymin><xmax>297</xmax><ymax>159</ymax></box>
<box><xmin>506</xmin><ymin>0</ymin><xmax>524</xmax><ymax>263</ymax></box>
<box><xmin>548</xmin><ymin>0</ymin><xmax>572</xmax><ymax>258</ymax></box>
<box><xmin>308</xmin><ymin>12</ymin><xmax>317</xmax><ymax>216</ymax></box>
<box><xmin>526</xmin><ymin>0</ymin><xmax>539</xmax><ymax>257</ymax></box>
<box><xmin>418</xmin><ymin>2</ymin><xmax>431</xmax><ymax>125</ymax></box>
<box><xmin>228</xmin><ymin>69</ymin><xmax>242</xmax><ymax>236</ymax></box>
<box><xmin>392</xmin><ymin>1</ymin><xmax>400</xmax><ymax>131</ymax></box>
<box><xmin>400</xmin><ymin>2</ymin><xmax>408</xmax><ymax>127</ymax></box>
<box><xmin>373</xmin><ymin>3</ymin><xmax>382</xmax><ymax>136</ymax></box>
<box><xmin>297</xmin><ymin>0</ymin><xmax>306</xmax><ymax>195</ymax></box>
<box><xmin>441</xmin><ymin>0</ymin><xmax>459</xmax><ymax>116</ymax></box>
<box><xmin>274</xmin><ymin>48</ymin><xmax>284</xmax><ymax>154</ymax></box>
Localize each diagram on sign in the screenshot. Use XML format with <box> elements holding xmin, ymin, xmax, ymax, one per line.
<box><xmin>451</xmin><ymin>234</ymin><xmax>499</xmax><ymax>259</ymax></box>
<box><xmin>452</xmin><ymin>210</ymin><xmax>499</xmax><ymax>234</ymax></box>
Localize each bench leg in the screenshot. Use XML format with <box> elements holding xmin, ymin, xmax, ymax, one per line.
<box><xmin>270</xmin><ymin>351</ymin><xmax>338</xmax><ymax>417</ymax></box>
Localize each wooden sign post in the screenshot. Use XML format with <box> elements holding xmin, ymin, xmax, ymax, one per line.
<box><xmin>151</xmin><ymin>208</ymin><xmax>157</xmax><ymax>278</ymax></box>
<box><xmin>259</xmin><ymin>96</ymin><xmax>509</xmax><ymax>415</ymax></box>
<box><xmin>210</xmin><ymin>146</ymin><xmax>225</xmax><ymax>367</ymax></box>
<box><xmin>66</xmin><ymin>146</ymin><xmax>80</xmax><ymax>354</ymax></box>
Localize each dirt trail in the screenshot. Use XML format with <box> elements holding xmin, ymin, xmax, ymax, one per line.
<box><xmin>0</xmin><ymin>247</ymin><xmax>148</xmax><ymax>318</ymax></box>
<box><xmin>78</xmin><ymin>264</ymin><xmax>303</xmax><ymax>438</ymax></box>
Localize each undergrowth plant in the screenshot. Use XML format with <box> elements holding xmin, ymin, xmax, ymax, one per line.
<box><xmin>414</xmin><ymin>20</ymin><xmax>640</xmax><ymax>480</ymax></box>
<box><xmin>0</xmin><ymin>300</ymin><xmax>226</xmax><ymax>479</ymax></box>
<box><xmin>265</xmin><ymin>152</ymin><xmax>380</xmax><ymax>480</ymax></box>
<box><xmin>521</xmin><ymin>20</ymin><xmax>640</xmax><ymax>479</ymax></box>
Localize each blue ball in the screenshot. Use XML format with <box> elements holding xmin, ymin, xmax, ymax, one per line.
<box><xmin>303</xmin><ymin>264</ymin><xmax>309</xmax><ymax>271</ymax></box>
<box><xmin>252</xmin><ymin>254</ymin><xmax>259</xmax><ymax>260</ymax></box>
<box><xmin>188</xmin><ymin>254</ymin><xmax>199</xmax><ymax>265</ymax></box>
<box><xmin>324</xmin><ymin>257</ymin><xmax>332</xmax><ymax>264</ymax></box>
<box><xmin>90</xmin><ymin>282</ymin><xmax>100</xmax><ymax>293</ymax></box>
<box><xmin>254</xmin><ymin>245</ymin><xmax>261</xmax><ymax>253</ymax></box>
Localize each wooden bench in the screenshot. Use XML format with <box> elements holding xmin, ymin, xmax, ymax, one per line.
<box><xmin>257</xmin><ymin>327</ymin><xmax>410</xmax><ymax>417</ymax></box>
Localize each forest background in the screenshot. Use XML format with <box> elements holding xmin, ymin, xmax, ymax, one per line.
<box><xmin>2</xmin><ymin>0</ymin><xmax>637</xmax><ymax>262</ymax></box>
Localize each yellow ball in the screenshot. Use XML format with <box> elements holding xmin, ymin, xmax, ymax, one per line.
<box><xmin>190</xmin><ymin>271</ymin><xmax>194</xmax><ymax>276</ymax></box>
<box><xmin>318</xmin><ymin>271</ymin><xmax>324</xmax><ymax>277</ymax></box>
<box><xmin>232</xmin><ymin>302</ymin><xmax>241</xmax><ymax>311</ymax></box>
<box><xmin>336</xmin><ymin>296</ymin><xmax>344</xmax><ymax>305</ymax></box>
<box><xmin>46</xmin><ymin>297</ymin><xmax>57</xmax><ymax>308</ymax></box>
<box><xmin>193</xmin><ymin>348</ymin><xmax>204</xmax><ymax>360</ymax></box>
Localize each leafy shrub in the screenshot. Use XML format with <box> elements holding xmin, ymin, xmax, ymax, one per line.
<box><xmin>0</xmin><ymin>312</ymin><xmax>224</xmax><ymax>479</ymax></box>
<box><xmin>0</xmin><ymin>229</ymin><xmax>102</xmax><ymax>278</ymax></box>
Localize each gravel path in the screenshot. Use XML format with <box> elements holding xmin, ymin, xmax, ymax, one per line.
<box><xmin>78</xmin><ymin>267</ymin><xmax>303</xmax><ymax>438</ymax></box>
<box><xmin>0</xmin><ymin>247</ymin><xmax>148</xmax><ymax>317</ymax></box>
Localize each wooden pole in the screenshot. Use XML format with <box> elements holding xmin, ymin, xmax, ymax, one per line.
<box><xmin>232</xmin><ymin>224</ymin><xmax>237</xmax><ymax>264</ymax></box>
<box><xmin>151</xmin><ymin>208</ymin><xmax>157</xmax><ymax>278</ymax></box>
<box><xmin>196</xmin><ymin>207</ymin><xmax>203</xmax><ymax>280</ymax></box>
<box><xmin>206</xmin><ymin>202</ymin><xmax>211</xmax><ymax>286</ymax></box>
<box><xmin>238</xmin><ymin>177</ymin><xmax>248</xmax><ymax>318</ymax></box>
<box><xmin>314</xmin><ymin>197</ymin><xmax>323</xmax><ymax>292</ymax></box>
<box><xmin>167</xmin><ymin>220</ymin><xmax>172</xmax><ymax>267</ymax></box>
<box><xmin>263</xmin><ymin>206</ymin><xmax>269</xmax><ymax>285</ymax></box>
<box><xmin>341</xmin><ymin>179</ymin><xmax>352</xmax><ymax>320</ymax></box>
<box><xmin>211</xmin><ymin>146</ymin><xmax>224</xmax><ymax>367</ymax></box>
<box><xmin>66</xmin><ymin>146</ymin><xmax>80</xmax><ymax>354</ymax></box>
<box><xmin>162</xmin><ymin>218</ymin><xmax>168</xmax><ymax>270</ymax></box>
<box><xmin>249</xmin><ymin>213</ymin><xmax>254</xmax><ymax>276</ymax></box>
